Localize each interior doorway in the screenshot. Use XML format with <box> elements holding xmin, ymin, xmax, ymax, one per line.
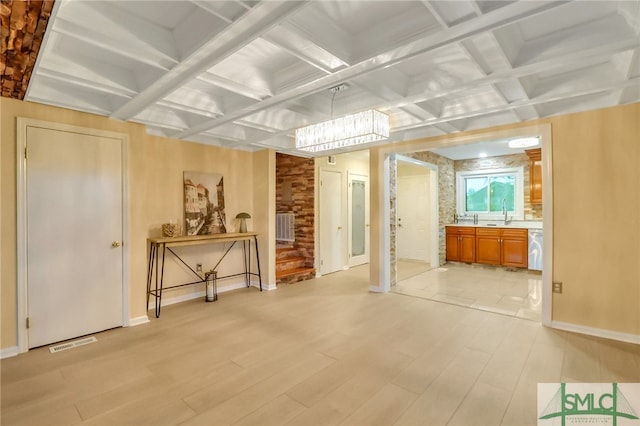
<box><xmin>385</xmin><ymin>124</ymin><xmax>552</xmax><ymax>325</ymax></box>
<box><xmin>348</xmin><ymin>173</ymin><xmax>369</xmax><ymax>267</ymax></box>
<box><xmin>319</xmin><ymin>169</ymin><xmax>344</xmax><ymax>275</ymax></box>
<box><xmin>17</xmin><ymin>119</ymin><xmax>129</xmax><ymax>352</ymax></box>
<box><xmin>396</xmin><ymin>156</ymin><xmax>439</xmax><ymax>281</ymax></box>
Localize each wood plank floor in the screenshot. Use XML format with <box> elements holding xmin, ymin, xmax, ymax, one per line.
<box><xmin>2</xmin><ymin>265</ymin><xmax>639</xmax><ymax>425</ymax></box>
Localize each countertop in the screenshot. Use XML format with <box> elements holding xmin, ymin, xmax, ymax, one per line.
<box><xmin>446</xmin><ymin>220</ymin><xmax>543</xmax><ymax>229</ymax></box>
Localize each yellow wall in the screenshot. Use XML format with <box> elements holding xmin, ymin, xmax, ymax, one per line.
<box><xmin>550</xmin><ymin>104</ymin><xmax>640</xmax><ymax>334</ymax></box>
<box><xmin>252</xmin><ymin>148</ymin><xmax>276</xmax><ymax>286</ymax></box>
<box><xmin>1</xmin><ymin>98</ymin><xmax>274</xmax><ymax>350</ymax></box>
<box><xmin>2</xmin><ymin>97</ymin><xmax>639</xmax><ymax>349</ymax></box>
<box><xmin>370</xmin><ymin>103</ymin><xmax>640</xmax><ymax>337</ymax></box>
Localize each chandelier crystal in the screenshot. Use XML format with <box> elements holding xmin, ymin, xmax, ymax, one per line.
<box><xmin>295</xmin><ymin>109</ymin><xmax>390</xmax><ymax>153</ymax></box>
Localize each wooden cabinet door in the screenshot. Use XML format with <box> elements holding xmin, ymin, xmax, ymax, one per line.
<box><xmin>475</xmin><ymin>229</ymin><xmax>501</xmax><ymax>265</ymax></box>
<box><xmin>446</xmin><ymin>227</ymin><xmax>475</xmax><ymax>263</ymax></box>
<box><xmin>526</xmin><ymin>148</ymin><xmax>542</xmax><ymax>204</ymax></box>
<box><xmin>459</xmin><ymin>234</ymin><xmax>476</xmax><ymax>263</ymax></box>
<box><xmin>501</xmin><ymin>229</ymin><xmax>528</xmax><ymax>268</ymax></box>
<box><xmin>445</xmin><ymin>232</ymin><xmax>460</xmax><ymax>261</ymax></box>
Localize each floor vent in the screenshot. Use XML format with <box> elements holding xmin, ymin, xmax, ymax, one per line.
<box><xmin>49</xmin><ymin>336</ymin><xmax>97</xmax><ymax>353</ymax></box>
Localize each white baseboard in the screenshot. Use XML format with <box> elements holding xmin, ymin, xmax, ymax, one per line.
<box><xmin>315</xmin><ymin>272</ymin><xmax>322</xmax><ymax>278</ymax></box>
<box><xmin>128</xmin><ymin>316</ymin><xmax>150</xmax><ymax>327</ymax></box>
<box><xmin>1</xmin><ymin>346</ymin><xmax>19</xmax><ymax>359</ymax></box>
<box><xmin>252</xmin><ymin>280</ymin><xmax>276</xmax><ymax>291</ymax></box>
<box><xmin>368</xmin><ymin>285</ymin><xmax>386</xmax><ymax>293</ymax></box>
<box><xmin>551</xmin><ymin>320</ymin><xmax>640</xmax><ymax>345</ymax></box>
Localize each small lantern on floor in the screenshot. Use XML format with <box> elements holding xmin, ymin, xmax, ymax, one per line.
<box><xmin>204</xmin><ymin>270</ymin><xmax>217</xmax><ymax>302</ymax></box>
<box><xmin>236</xmin><ymin>212</ymin><xmax>251</xmax><ymax>233</ymax></box>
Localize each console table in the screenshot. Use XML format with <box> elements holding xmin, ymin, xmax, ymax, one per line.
<box><xmin>146</xmin><ymin>232</ymin><xmax>262</xmax><ymax>318</ymax></box>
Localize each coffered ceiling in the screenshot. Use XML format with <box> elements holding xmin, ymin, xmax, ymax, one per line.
<box><xmin>13</xmin><ymin>1</ymin><xmax>640</xmax><ymax>156</ymax></box>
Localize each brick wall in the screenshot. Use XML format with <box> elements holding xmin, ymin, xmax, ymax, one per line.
<box><xmin>275</xmin><ymin>153</ymin><xmax>315</xmax><ymax>268</ymax></box>
<box><xmin>1</xmin><ymin>1</ymin><xmax>54</xmax><ymax>99</ymax></box>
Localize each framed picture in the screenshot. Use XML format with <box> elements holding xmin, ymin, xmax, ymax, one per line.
<box><xmin>183</xmin><ymin>171</ymin><xmax>227</xmax><ymax>235</ymax></box>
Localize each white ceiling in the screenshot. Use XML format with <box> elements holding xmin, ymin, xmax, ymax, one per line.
<box><xmin>26</xmin><ymin>0</ymin><xmax>640</xmax><ymax>157</ymax></box>
<box><xmin>430</xmin><ymin>136</ymin><xmax>540</xmax><ymax>160</ymax></box>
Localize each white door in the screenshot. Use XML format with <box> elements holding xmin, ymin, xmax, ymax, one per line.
<box><xmin>26</xmin><ymin>126</ymin><xmax>124</xmax><ymax>348</ymax></box>
<box><xmin>348</xmin><ymin>173</ymin><xmax>369</xmax><ymax>267</ymax></box>
<box><xmin>319</xmin><ymin>170</ymin><xmax>343</xmax><ymax>275</ymax></box>
<box><xmin>397</xmin><ymin>174</ymin><xmax>430</xmax><ymax>261</ymax></box>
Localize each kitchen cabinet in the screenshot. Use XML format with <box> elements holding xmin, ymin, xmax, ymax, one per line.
<box><xmin>475</xmin><ymin>228</ymin><xmax>501</xmax><ymax>264</ymax></box>
<box><xmin>446</xmin><ymin>226</ymin><xmax>475</xmax><ymax>263</ymax></box>
<box><xmin>476</xmin><ymin>227</ymin><xmax>528</xmax><ymax>268</ymax></box>
<box><xmin>526</xmin><ymin>148</ymin><xmax>542</xmax><ymax>204</ymax></box>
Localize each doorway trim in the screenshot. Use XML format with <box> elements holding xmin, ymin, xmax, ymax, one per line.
<box><xmin>373</xmin><ymin>123</ymin><xmax>553</xmax><ymax>326</ymax></box>
<box><xmin>347</xmin><ymin>172</ymin><xmax>370</xmax><ymax>267</ymax></box>
<box><xmin>396</xmin><ymin>155</ymin><xmax>439</xmax><ymax>269</ymax></box>
<box><xmin>318</xmin><ymin>168</ymin><xmax>344</xmax><ymax>275</ymax></box>
<box><xmin>16</xmin><ymin>118</ymin><xmax>130</xmax><ymax>353</ymax></box>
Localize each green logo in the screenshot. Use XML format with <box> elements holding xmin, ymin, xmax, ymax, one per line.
<box><xmin>539</xmin><ymin>383</ymin><xmax>639</xmax><ymax>425</ymax></box>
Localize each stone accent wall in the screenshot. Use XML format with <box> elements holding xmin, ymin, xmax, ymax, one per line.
<box><xmin>275</xmin><ymin>153</ymin><xmax>315</xmax><ymax>268</ymax></box>
<box><xmin>454</xmin><ymin>153</ymin><xmax>543</xmax><ymax>219</ymax></box>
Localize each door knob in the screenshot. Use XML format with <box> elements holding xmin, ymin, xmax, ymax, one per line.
<box><xmin>111</xmin><ymin>241</ymin><xmax>122</xmax><ymax>248</ymax></box>
<box><xmin>337</xmin><ymin>226</ymin><xmax>342</xmax><ymax>230</ymax></box>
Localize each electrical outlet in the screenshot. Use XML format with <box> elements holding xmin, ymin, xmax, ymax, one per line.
<box><xmin>553</xmin><ymin>281</ymin><xmax>563</xmax><ymax>293</ymax></box>
<box><xmin>196</xmin><ymin>263</ymin><xmax>202</xmax><ymax>272</ymax></box>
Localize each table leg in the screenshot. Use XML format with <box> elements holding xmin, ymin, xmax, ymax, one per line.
<box><xmin>157</xmin><ymin>244</ymin><xmax>166</xmax><ymax>318</ymax></box>
<box><xmin>254</xmin><ymin>235</ymin><xmax>262</xmax><ymax>291</ymax></box>
<box><xmin>243</xmin><ymin>240</ymin><xmax>249</xmax><ymax>287</ymax></box>
<box><xmin>146</xmin><ymin>242</ymin><xmax>155</xmax><ymax>309</ymax></box>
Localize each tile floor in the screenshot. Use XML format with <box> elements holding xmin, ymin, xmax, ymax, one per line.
<box><xmin>394</xmin><ymin>261</ymin><xmax>542</xmax><ymax>322</ymax></box>
<box><xmin>2</xmin><ymin>265</ymin><xmax>637</xmax><ymax>426</ymax></box>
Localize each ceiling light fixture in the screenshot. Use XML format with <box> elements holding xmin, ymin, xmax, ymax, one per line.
<box><xmin>295</xmin><ymin>84</ymin><xmax>390</xmax><ymax>153</ymax></box>
<box><xmin>508</xmin><ymin>137</ymin><xmax>539</xmax><ymax>148</ymax></box>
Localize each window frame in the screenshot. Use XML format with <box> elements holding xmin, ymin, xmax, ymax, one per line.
<box><xmin>456</xmin><ymin>167</ymin><xmax>524</xmax><ymax>221</ymax></box>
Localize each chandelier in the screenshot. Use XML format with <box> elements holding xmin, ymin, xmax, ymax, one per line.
<box><xmin>295</xmin><ymin>85</ymin><xmax>390</xmax><ymax>153</ymax></box>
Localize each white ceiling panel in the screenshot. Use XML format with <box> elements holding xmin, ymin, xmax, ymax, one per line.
<box><xmin>22</xmin><ymin>0</ymin><xmax>640</xmax><ymax>157</ymax></box>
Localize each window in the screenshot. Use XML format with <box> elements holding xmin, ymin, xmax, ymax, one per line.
<box><xmin>456</xmin><ymin>167</ymin><xmax>524</xmax><ymax>220</ymax></box>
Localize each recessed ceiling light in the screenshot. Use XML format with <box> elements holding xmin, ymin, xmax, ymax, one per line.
<box><xmin>479</xmin><ymin>152</ymin><xmax>488</xmax><ymax>158</ymax></box>
<box><xmin>508</xmin><ymin>137</ymin><xmax>539</xmax><ymax>148</ymax></box>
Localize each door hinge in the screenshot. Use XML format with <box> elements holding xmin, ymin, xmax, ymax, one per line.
<box><xmin>320</xmin><ymin>260</ymin><xmax>323</xmax><ymax>265</ymax></box>
<box><xmin>24</xmin><ymin>147</ymin><xmax>28</xmax><ymax>159</ymax></box>
<box><xmin>26</xmin><ymin>317</ymin><xmax>30</xmax><ymax>329</ymax></box>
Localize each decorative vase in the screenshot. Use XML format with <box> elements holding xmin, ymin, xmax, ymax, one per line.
<box><xmin>162</xmin><ymin>222</ymin><xmax>181</xmax><ymax>237</ymax></box>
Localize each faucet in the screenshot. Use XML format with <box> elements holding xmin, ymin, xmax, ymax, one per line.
<box><xmin>502</xmin><ymin>198</ymin><xmax>511</xmax><ymax>225</ymax></box>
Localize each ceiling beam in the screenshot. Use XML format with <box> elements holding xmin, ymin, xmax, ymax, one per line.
<box><xmin>110</xmin><ymin>1</ymin><xmax>310</xmax><ymax>121</ymax></box>
<box><xmin>262</xmin><ymin>26</ymin><xmax>348</xmax><ymax>74</ymax></box>
<box><xmin>174</xmin><ymin>0</ymin><xmax>571</xmax><ymax>139</ymax></box>
<box><xmin>389</xmin><ymin>37</ymin><xmax>639</xmax><ymax>113</ymax></box>
<box><xmin>392</xmin><ymin>76</ymin><xmax>640</xmax><ymax>134</ymax></box>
